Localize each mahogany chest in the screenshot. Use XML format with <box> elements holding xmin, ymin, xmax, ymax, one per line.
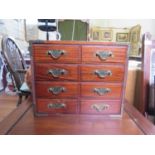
<box><xmin>30</xmin><ymin>41</ymin><xmax>129</xmax><ymax>116</ymax></box>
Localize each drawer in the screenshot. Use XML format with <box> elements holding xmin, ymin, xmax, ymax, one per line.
<box><xmin>82</xmin><ymin>46</ymin><xmax>127</xmax><ymax>63</ymax></box>
<box><xmin>36</xmin><ymin>99</ymin><xmax>78</xmax><ymax>114</ymax></box>
<box><xmin>81</xmin><ymin>83</ymin><xmax>122</xmax><ymax>99</ymax></box>
<box><xmin>35</xmin><ymin>64</ymin><xmax>79</xmax><ymax>81</ymax></box>
<box><xmin>81</xmin><ymin>65</ymin><xmax>125</xmax><ymax>82</ymax></box>
<box><xmin>80</xmin><ymin>100</ymin><xmax>121</xmax><ymax>115</ymax></box>
<box><xmin>35</xmin><ymin>82</ymin><xmax>79</xmax><ymax>98</ymax></box>
<box><xmin>33</xmin><ymin>45</ymin><xmax>80</xmax><ymax>63</ymax></box>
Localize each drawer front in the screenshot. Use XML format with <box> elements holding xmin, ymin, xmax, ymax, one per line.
<box><xmin>35</xmin><ymin>64</ymin><xmax>78</xmax><ymax>81</ymax></box>
<box><xmin>33</xmin><ymin>45</ymin><xmax>80</xmax><ymax>63</ymax></box>
<box><xmin>36</xmin><ymin>99</ymin><xmax>78</xmax><ymax>114</ymax></box>
<box><xmin>81</xmin><ymin>83</ymin><xmax>122</xmax><ymax>99</ymax></box>
<box><xmin>81</xmin><ymin>65</ymin><xmax>125</xmax><ymax>82</ymax></box>
<box><xmin>82</xmin><ymin>46</ymin><xmax>127</xmax><ymax>63</ymax></box>
<box><xmin>80</xmin><ymin>100</ymin><xmax>121</xmax><ymax>114</ymax></box>
<box><xmin>35</xmin><ymin>82</ymin><xmax>79</xmax><ymax>98</ymax></box>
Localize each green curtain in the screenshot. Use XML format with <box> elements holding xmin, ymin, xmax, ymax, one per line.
<box><xmin>58</xmin><ymin>20</ymin><xmax>88</xmax><ymax>41</ymax></box>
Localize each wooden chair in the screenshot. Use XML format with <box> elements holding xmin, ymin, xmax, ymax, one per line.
<box><xmin>141</xmin><ymin>32</ymin><xmax>155</xmax><ymax>124</ymax></box>
<box><xmin>1</xmin><ymin>36</ymin><xmax>31</xmax><ymax>106</ymax></box>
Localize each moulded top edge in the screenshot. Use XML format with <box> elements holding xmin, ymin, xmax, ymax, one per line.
<box><xmin>30</xmin><ymin>40</ymin><xmax>129</xmax><ymax>46</ymax></box>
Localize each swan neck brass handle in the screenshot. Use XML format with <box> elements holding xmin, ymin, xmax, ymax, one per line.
<box><xmin>48</xmin><ymin>86</ymin><xmax>65</xmax><ymax>95</ymax></box>
<box><xmin>91</xmin><ymin>104</ymin><xmax>109</xmax><ymax>112</ymax></box>
<box><xmin>48</xmin><ymin>103</ymin><xmax>66</xmax><ymax>109</ymax></box>
<box><xmin>48</xmin><ymin>69</ymin><xmax>67</xmax><ymax>78</ymax></box>
<box><xmin>96</xmin><ymin>51</ymin><xmax>113</xmax><ymax>60</ymax></box>
<box><xmin>94</xmin><ymin>88</ymin><xmax>111</xmax><ymax>95</ymax></box>
<box><xmin>94</xmin><ymin>70</ymin><xmax>112</xmax><ymax>78</ymax></box>
<box><xmin>47</xmin><ymin>50</ymin><xmax>64</xmax><ymax>59</ymax></box>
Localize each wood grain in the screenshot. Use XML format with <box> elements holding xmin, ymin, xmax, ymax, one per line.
<box><xmin>81</xmin><ymin>83</ymin><xmax>122</xmax><ymax>99</ymax></box>
<box><xmin>140</xmin><ymin>33</ymin><xmax>152</xmax><ymax>114</ymax></box>
<box><xmin>35</xmin><ymin>64</ymin><xmax>78</xmax><ymax>81</ymax></box>
<box><xmin>82</xmin><ymin>45</ymin><xmax>127</xmax><ymax>63</ymax></box>
<box><xmin>7</xmin><ymin>101</ymin><xmax>149</xmax><ymax>135</ymax></box>
<box><xmin>36</xmin><ymin>99</ymin><xmax>78</xmax><ymax>114</ymax></box>
<box><xmin>35</xmin><ymin>82</ymin><xmax>79</xmax><ymax>98</ymax></box>
<box><xmin>33</xmin><ymin>45</ymin><xmax>80</xmax><ymax>63</ymax></box>
<box><xmin>0</xmin><ymin>92</ymin><xmax>17</xmax><ymax>122</ymax></box>
<box><xmin>0</xmin><ymin>96</ymin><xmax>32</xmax><ymax>135</ymax></box>
<box><xmin>31</xmin><ymin>41</ymin><xmax>128</xmax><ymax>116</ymax></box>
<box><xmin>81</xmin><ymin>65</ymin><xmax>125</xmax><ymax>82</ymax></box>
<box><xmin>80</xmin><ymin>100</ymin><xmax>121</xmax><ymax>115</ymax></box>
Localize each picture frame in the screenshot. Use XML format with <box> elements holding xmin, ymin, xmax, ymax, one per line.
<box><xmin>101</xmin><ymin>30</ymin><xmax>113</xmax><ymax>41</ymax></box>
<box><xmin>130</xmin><ymin>25</ymin><xmax>141</xmax><ymax>43</ymax></box>
<box><xmin>129</xmin><ymin>24</ymin><xmax>141</xmax><ymax>56</ymax></box>
<box><xmin>92</xmin><ymin>31</ymin><xmax>100</xmax><ymax>40</ymax></box>
<box><xmin>116</xmin><ymin>33</ymin><xmax>129</xmax><ymax>42</ymax></box>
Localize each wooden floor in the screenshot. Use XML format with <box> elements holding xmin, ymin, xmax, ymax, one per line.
<box><xmin>0</xmin><ymin>91</ymin><xmax>17</xmax><ymax>122</ymax></box>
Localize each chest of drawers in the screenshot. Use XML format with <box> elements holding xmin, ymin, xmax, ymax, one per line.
<box><xmin>30</xmin><ymin>41</ymin><xmax>129</xmax><ymax>116</ymax></box>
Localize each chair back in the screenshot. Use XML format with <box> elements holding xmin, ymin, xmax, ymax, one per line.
<box><xmin>1</xmin><ymin>36</ymin><xmax>26</xmax><ymax>90</ymax></box>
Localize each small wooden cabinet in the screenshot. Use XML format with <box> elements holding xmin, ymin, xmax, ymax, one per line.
<box><xmin>30</xmin><ymin>41</ymin><xmax>129</xmax><ymax>116</ymax></box>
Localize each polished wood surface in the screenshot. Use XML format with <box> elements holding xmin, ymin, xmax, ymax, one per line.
<box><xmin>0</xmin><ymin>92</ymin><xmax>17</xmax><ymax>122</ymax></box>
<box><xmin>31</xmin><ymin>41</ymin><xmax>128</xmax><ymax>116</ymax></box>
<box><xmin>36</xmin><ymin>99</ymin><xmax>78</xmax><ymax>114</ymax></box>
<box><xmin>125</xmin><ymin>101</ymin><xmax>155</xmax><ymax>134</ymax></box>
<box><xmin>31</xmin><ymin>40</ymin><xmax>129</xmax><ymax>46</ymax></box>
<box><xmin>81</xmin><ymin>83</ymin><xmax>122</xmax><ymax>99</ymax></box>
<box><xmin>5</xmin><ymin>100</ymin><xmax>155</xmax><ymax>135</ymax></box>
<box><xmin>81</xmin><ymin>65</ymin><xmax>124</xmax><ymax>82</ymax></box>
<box><xmin>35</xmin><ymin>64</ymin><xmax>78</xmax><ymax>81</ymax></box>
<box><xmin>33</xmin><ymin>45</ymin><xmax>80</xmax><ymax>63</ymax></box>
<box><xmin>35</xmin><ymin>82</ymin><xmax>78</xmax><ymax>98</ymax></box>
<box><xmin>141</xmin><ymin>33</ymin><xmax>154</xmax><ymax>114</ymax></box>
<box><xmin>82</xmin><ymin>45</ymin><xmax>127</xmax><ymax>63</ymax></box>
<box><xmin>80</xmin><ymin>100</ymin><xmax>121</xmax><ymax>115</ymax></box>
<box><xmin>0</xmin><ymin>96</ymin><xmax>31</xmax><ymax>135</ymax></box>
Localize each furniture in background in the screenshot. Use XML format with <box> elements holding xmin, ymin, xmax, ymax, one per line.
<box><xmin>1</xmin><ymin>36</ymin><xmax>31</xmax><ymax>106</ymax></box>
<box><xmin>125</xmin><ymin>60</ymin><xmax>142</xmax><ymax>107</ymax></box>
<box><xmin>89</xmin><ymin>25</ymin><xmax>141</xmax><ymax>57</ymax></box>
<box><xmin>0</xmin><ymin>51</ymin><xmax>6</xmax><ymax>91</ymax></box>
<box><xmin>30</xmin><ymin>41</ymin><xmax>128</xmax><ymax>116</ymax></box>
<box><xmin>38</xmin><ymin>19</ymin><xmax>57</xmax><ymax>40</ymax></box>
<box><xmin>58</xmin><ymin>20</ymin><xmax>88</xmax><ymax>41</ymax></box>
<box><xmin>140</xmin><ymin>32</ymin><xmax>155</xmax><ymax>123</ymax></box>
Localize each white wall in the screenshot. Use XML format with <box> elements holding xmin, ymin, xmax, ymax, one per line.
<box><xmin>89</xmin><ymin>19</ymin><xmax>155</xmax><ymax>37</ymax></box>
<box><xmin>0</xmin><ymin>19</ymin><xmax>28</xmax><ymax>51</ymax></box>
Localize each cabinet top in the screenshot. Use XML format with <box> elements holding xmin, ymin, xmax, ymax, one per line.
<box><xmin>29</xmin><ymin>40</ymin><xmax>129</xmax><ymax>47</ymax></box>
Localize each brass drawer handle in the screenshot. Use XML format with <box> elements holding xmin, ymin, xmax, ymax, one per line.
<box><xmin>91</xmin><ymin>104</ymin><xmax>110</xmax><ymax>112</ymax></box>
<box><xmin>48</xmin><ymin>86</ymin><xmax>66</xmax><ymax>95</ymax></box>
<box><xmin>47</xmin><ymin>103</ymin><xmax>66</xmax><ymax>109</ymax></box>
<box><xmin>48</xmin><ymin>69</ymin><xmax>67</xmax><ymax>78</ymax></box>
<box><xmin>47</xmin><ymin>50</ymin><xmax>65</xmax><ymax>59</ymax></box>
<box><xmin>94</xmin><ymin>70</ymin><xmax>112</xmax><ymax>78</ymax></box>
<box><xmin>94</xmin><ymin>88</ymin><xmax>111</xmax><ymax>96</ymax></box>
<box><xmin>96</xmin><ymin>51</ymin><xmax>113</xmax><ymax>60</ymax></box>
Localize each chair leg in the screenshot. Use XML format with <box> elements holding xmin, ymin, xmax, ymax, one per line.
<box><xmin>17</xmin><ymin>94</ymin><xmax>22</xmax><ymax>107</ymax></box>
<box><xmin>25</xmin><ymin>94</ymin><xmax>29</xmax><ymax>99</ymax></box>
